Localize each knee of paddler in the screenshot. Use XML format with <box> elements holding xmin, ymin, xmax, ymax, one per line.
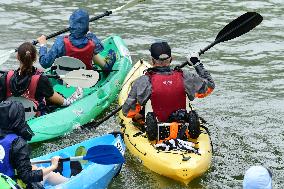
<box><xmin>145</xmin><ymin>112</ymin><xmax>158</xmax><ymax>141</ymax></box>
<box><xmin>132</xmin><ymin>113</ymin><xmax>145</xmax><ymax>131</ymax></box>
<box><xmin>187</xmin><ymin>110</ymin><xmax>201</xmax><ymax>139</ymax></box>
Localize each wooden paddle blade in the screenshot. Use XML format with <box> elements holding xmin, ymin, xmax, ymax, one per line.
<box><xmin>62</xmin><ymin>69</ymin><xmax>100</xmax><ymax>88</ymax></box>
<box><xmin>215</xmin><ymin>12</ymin><xmax>263</xmax><ymax>43</ymax></box>
<box><xmin>83</xmin><ymin>145</ymin><xmax>125</xmax><ymax>165</ymax></box>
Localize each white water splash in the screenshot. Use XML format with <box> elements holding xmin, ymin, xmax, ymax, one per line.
<box><xmin>0</xmin><ymin>49</ymin><xmax>15</xmax><ymax>66</ymax></box>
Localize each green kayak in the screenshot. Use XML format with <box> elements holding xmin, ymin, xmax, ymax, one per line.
<box><xmin>28</xmin><ymin>35</ymin><xmax>132</xmax><ymax>143</ymax></box>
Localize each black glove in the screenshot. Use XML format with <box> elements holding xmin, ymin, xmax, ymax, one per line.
<box><xmin>186</xmin><ymin>52</ymin><xmax>201</xmax><ymax>66</ymax></box>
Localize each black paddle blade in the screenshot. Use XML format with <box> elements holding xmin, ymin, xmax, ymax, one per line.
<box><xmin>215</xmin><ymin>12</ymin><xmax>263</xmax><ymax>43</ymax></box>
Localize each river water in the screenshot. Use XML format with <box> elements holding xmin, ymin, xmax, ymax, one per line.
<box><xmin>0</xmin><ymin>0</ymin><xmax>283</xmax><ymax>188</ymax></box>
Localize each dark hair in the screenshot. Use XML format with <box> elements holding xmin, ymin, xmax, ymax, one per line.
<box><xmin>17</xmin><ymin>42</ymin><xmax>37</xmax><ymax>76</ymax></box>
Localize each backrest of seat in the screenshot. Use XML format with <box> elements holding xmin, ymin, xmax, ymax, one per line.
<box><xmin>6</xmin><ymin>96</ymin><xmax>37</xmax><ymax>120</ymax></box>
<box><xmin>54</xmin><ymin>56</ymin><xmax>86</xmax><ymax>75</ymax></box>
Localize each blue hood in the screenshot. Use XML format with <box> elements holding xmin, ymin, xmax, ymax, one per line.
<box><xmin>69</xmin><ymin>9</ymin><xmax>90</xmax><ymax>47</ymax></box>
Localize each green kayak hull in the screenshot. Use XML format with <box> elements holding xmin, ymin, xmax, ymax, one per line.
<box><xmin>28</xmin><ymin>35</ymin><xmax>132</xmax><ymax>143</ymax></box>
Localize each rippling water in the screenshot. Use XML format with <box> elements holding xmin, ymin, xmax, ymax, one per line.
<box><xmin>0</xmin><ymin>0</ymin><xmax>283</xmax><ymax>188</ymax></box>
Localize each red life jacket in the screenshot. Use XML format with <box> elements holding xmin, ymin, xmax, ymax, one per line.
<box><xmin>6</xmin><ymin>70</ymin><xmax>41</xmax><ymax>116</ymax></box>
<box><xmin>147</xmin><ymin>70</ymin><xmax>186</xmax><ymax>122</ymax></box>
<box><xmin>64</xmin><ymin>36</ymin><xmax>95</xmax><ymax>70</ymax></box>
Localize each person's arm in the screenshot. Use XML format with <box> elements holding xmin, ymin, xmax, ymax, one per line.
<box><xmin>93</xmin><ymin>54</ymin><xmax>106</xmax><ymax>68</ymax></box>
<box><xmin>194</xmin><ymin>63</ymin><xmax>215</xmax><ymax>98</ymax></box>
<box><xmin>37</xmin><ymin>35</ymin><xmax>65</xmax><ymax>69</ymax></box>
<box><xmin>47</xmin><ymin>92</ymin><xmax>64</xmax><ymax>105</ymax></box>
<box><xmin>10</xmin><ymin>138</ymin><xmax>60</xmax><ymax>183</ymax></box>
<box><xmin>122</xmin><ymin>75</ymin><xmax>152</xmax><ymax>118</ymax></box>
<box><xmin>183</xmin><ymin>53</ymin><xmax>215</xmax><ymax>99</ymax></box>
<box><xmin>87</xmin><ymin>33</ymin><xmax>107</xmax><ymax>69</ymax></box>
<box><xmin>36</xmin><ymin>75</ymin><xmax>64</xmax><ymax>106</ymax></box>
<box><xmin>40</xmin><ymin>156</ymin><xmax>60</xmax><ymax>176</ymax></box>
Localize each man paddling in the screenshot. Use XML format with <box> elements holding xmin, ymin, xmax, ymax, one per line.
<box><xmin>122</xmin><ymin>41</ymin><xmax>215</xmax><ymax>140</ymax></box>
<box><xmin>37</xmin><ymin>9</ymin><xmax>116</xmax><ymax>73</ymax></box>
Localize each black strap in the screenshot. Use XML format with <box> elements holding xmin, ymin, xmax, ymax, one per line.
<box><xmin>58</xmin><ymin>65</ymin><xmax>81</xmax><ymax>71</ymax></box>
<box><xmin>177</xmin><ymin>124</ymin><xmax>187</xmax><ymax>139</ymax></box>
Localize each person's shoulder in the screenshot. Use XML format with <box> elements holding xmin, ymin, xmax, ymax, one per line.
<box><xmin>11</xmin><ymin>136</ymin><xmax>27</xmax><ymax>150</ymax></box>
<box><xmin>38</xmin><ymin>74</ymin><xmax>51</xmax><ymax>86</ymax></box>
<box><xmin>53</xmin><ymin>35</ymin><xmax>65</xmax><ymax>44</ymax></box>
<box><xmin>181</xmin><ymin>69</ymin><xmax>197</xmax><ymax>78</ymax></box>
<box><xmin>137</xmin><ymin>74</ymin><xmax>150</xmax><ymax>81</ymax></box>
<box><xmin>132</xmin><ymin>75</ymin><xmax>151</xmax><ymax>87</ymax></box>
<box><xmin>86</xmin><ymin>32</ymin><xmax>100</xmax><ymax>40</ymax></box>
<box><xmin>55</xmin><ymin>35</ymin><xmax>65</xmax><ymax>41</ymax></box>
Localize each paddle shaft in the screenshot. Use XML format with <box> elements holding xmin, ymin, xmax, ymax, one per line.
<box><xmin>82</xmin><ymin>106</ymin><xmax>122</xmax><ymax>129</ymax></box>
<box><xmin>31</xmin><ymin>156</ymin><xmax>83</xmax><ymax>165</ymax></box>
<box><xmin>32</xmin><ymin>0</ymin><xmax>146</xmax><ymax>46</ymax></box>
<box><xmin>32</xmin><ymin>11</ymin><xmax>112</xmax><ymax>46</ymax></box>
<box><xmin>82</xmin><ymin>60</ymin><xmax>146</xmax><ymax>129</ymax></box>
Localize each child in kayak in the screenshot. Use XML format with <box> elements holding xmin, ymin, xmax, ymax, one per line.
<box><xmin>122</xmin><ymin>41</ymin><xmax>215</xmax><ymax>141</ymax></box>
<box><xmin>0</xmin><ymin>101</ymin><xmax>68</xmax><ymax>189</ymax></box>
<box><xmin>37</xmin><ymin>9</ymin><xmax>116</xmax><ymax>73</ymax></box>
<box><xmin>0</xmin><ymin>42</ymin><xmax>83</xmax><ymax>115</ymax></box>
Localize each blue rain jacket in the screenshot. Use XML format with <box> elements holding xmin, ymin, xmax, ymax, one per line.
<box><xmin>39</xmin><ymin>9</ymin><xmax>104</xmax><ymax>69</ymax></box>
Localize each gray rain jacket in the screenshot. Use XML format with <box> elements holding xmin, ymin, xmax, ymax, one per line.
<box><xmin>122</xmin><ymin>63</ymin><xmax>215</xmax><ymax>116</ymax></box>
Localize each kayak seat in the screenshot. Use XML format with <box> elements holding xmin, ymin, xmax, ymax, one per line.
<box><xmin>6</xmin><ymin>96</ymin><xmax>38</xmax><ymax>120</ymax></box>
<box><xmin>53</xmin><ymin>56</ymin><xmax>86</xmax><ymax>75</ymax></box>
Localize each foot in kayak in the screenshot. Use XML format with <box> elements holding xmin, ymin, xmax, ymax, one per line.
<box><xmin>63</xmin><ymin>87</ymin><xmax>83</xmax><ymax>106</ymax></box>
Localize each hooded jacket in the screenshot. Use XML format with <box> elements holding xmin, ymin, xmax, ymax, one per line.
<box><xmin>39</xmin><ymin>9</ymin><xmax>104</xmax><ymax>69</ymax></box>
<box><xmin>0</xmin><ymin>101</ymin><xmax>43</xmax><ymax>189</ymax></box>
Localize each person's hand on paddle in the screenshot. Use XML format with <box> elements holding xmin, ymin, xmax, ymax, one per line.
<box><xmin>50</xmin><ymin>156</ymin><xmax>61</xmax><ymax>170</ymax></box>
<box><xmin>37</xmin><ymin>35</ymin><xmax>47</xmax><ymax>46</ymax></box>
<box><xmin>186</xmin><ymin>52</ymin><xmax>201</xmax><ymax>67</ymax></box>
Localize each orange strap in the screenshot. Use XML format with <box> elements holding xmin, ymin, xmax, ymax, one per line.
<box><xmin>126</xmin><ymin>103</ymin><xmax>141</xmax><ymax>118</ymax></box>
<box><xmin>158</xmin><ymin>122</ymin><xmax>179</xmax><ymax>143</ymax></box>
<box><xmin>195</xmin><ymin>87</ymin><xmax>214</xmax><ymax>98</ymax></box>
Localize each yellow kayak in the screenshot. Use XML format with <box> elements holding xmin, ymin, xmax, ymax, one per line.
<box><xmin>118</xmin><ymin>60</ymin><xmax>212</xmax><ymax>185</ymax></box>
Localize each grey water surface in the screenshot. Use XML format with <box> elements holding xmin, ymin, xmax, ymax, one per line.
<box><xmin>0</xmin><ymin>0</ymin><xmax>283</xmax><ymax>188</ymax></box>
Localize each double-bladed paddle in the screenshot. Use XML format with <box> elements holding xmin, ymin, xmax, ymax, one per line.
<box><xmin>31</xmin><ymin>145</ymin><xmax>125</xmax><ymax>165</ymax></box>
<box><xmin>0</xmin><ymin>0</ymin><xmax>147</xmax><ymax>66</ymax></box>
<box><xmin>32</xmin><ymin>0</ymin><xmax>146</xmax><ymax>46</ymax></box>
<box><xmin>175</xmin><ymin>12</ymin><xmax>263</xmax><ymax>69</ymax></box>
<box><xmin>82</xmin><ymin>12</ymin><xmax>263</xmax><ymax>129</ymax></box>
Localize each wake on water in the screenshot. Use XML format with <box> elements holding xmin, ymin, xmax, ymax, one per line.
<box><xmin>0</xmin><ymin>49</ymin><xmax>15</xmax><ymax>67</ymax></box>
